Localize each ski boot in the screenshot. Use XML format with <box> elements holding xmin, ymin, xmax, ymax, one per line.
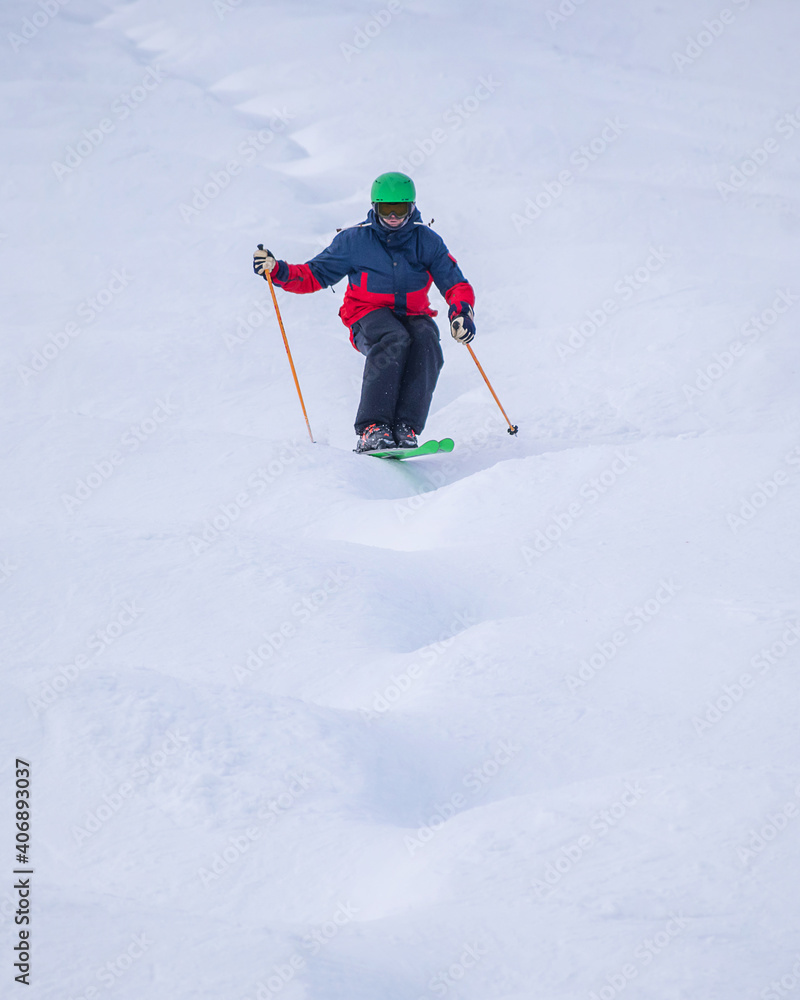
<box><xmin>356</xmin><ymin>423</ymin><xmax>395</xmax><ymax>453</ymax></box>
<box><xmin>393</xmin><ymin>422</ymin><xmax>418</xmax><ymax>449</ymax></box>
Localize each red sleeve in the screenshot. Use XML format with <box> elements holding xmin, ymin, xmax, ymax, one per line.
<box><xmin>269</xmin><ymin>261</ymin><xmax>322</xmax><ymax>294</ymax></box>
<box><xmin>444</xmin><ymin>279</ymin><xmax>475</xmax><ymax>312</ymax></box>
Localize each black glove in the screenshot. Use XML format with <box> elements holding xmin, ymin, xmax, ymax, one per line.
<box><xmin>449</xmin><ymin>303</ymin><xmax>476</xmax><ymax>344</ymax></box>
<box><xmin>253</xmin><ymin>245</ymin><xmax>277</xmax><ymax>277</ymax></box>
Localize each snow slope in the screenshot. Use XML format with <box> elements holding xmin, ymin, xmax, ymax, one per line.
<box><xmin>3</xmin><ymin>0</ymin><xmax>800</xmax><ymax>997</ymax></box>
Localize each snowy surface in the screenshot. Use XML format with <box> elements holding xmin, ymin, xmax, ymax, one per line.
<box><xmin>2</xmin><ymin>0</ymin><xmax>800</xmax><ymax>997</ymax></box>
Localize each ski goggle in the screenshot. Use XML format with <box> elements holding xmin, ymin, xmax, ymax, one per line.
<box><xmin>375</xmin><ymin>201</ymin><xmax>412</xmax><ymax>219</ymax></box>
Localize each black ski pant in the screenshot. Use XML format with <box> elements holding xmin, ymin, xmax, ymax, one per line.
<box><xmin>351</xmin><ymin>308</ymin><xmax>444</xmax><ymax>434</ymax></box>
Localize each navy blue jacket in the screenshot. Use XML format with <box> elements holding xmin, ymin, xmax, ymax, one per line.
<box><xmin>270</xmin><ymin>207</ymin><xmax>474</xmax><ymax>340</ymax></box>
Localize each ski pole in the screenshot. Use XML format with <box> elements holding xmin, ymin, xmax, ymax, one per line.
<box><xmin>466</xmin><ymin>343</ymin><xmax>518</xmax><ymax>435</ymax></box>
<box><xmin>259</xmin><ymin>246</ymin><xmax>315</xmax><ymax>444</ymax></box>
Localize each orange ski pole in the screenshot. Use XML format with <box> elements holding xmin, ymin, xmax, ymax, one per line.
<box><xmin>260</xmin><ymin>247</ymin><xmax>315</xmax><ymax>444</ymax></box>
<box><xmin>466</xmin><ymin>343</ymin><xmax>518</xmax><ymax>435</ymax></box>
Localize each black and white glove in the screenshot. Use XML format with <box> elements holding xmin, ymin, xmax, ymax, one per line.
<box><xmin>253</xmin><ymin>245</ymin><xmax>277</xmax><ymax>277</ymax></box>
<box><xmin>449</xmin><ymin>303</ymin><xmax>476</xmax><ymax>344</ymax></box>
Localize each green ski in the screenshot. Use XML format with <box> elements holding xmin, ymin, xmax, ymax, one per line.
<box><xmin>366</xmin><ymin>438</ymin><xmax>454</xmax><ymax>460</ymax></box>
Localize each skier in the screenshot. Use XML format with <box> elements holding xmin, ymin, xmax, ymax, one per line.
<box><xmin>253</xmin><ymin>172</ymin><xmax>475</xmax><ymax>452</ymax></box>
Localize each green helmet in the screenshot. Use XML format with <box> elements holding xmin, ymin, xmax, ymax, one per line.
<box><xmin>370</xmin><ymin>171</ymin><xmax>416</xmax><ymax>203</ymax></box>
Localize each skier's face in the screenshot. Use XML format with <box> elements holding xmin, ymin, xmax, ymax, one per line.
<box><xmin>375</xmin><ymin>201</ymin><xmax>413</xmax><ymax>228</ymax></box>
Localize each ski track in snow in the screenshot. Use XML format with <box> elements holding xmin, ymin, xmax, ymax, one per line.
<box><xmin>2</xmin><ymin>0</ymin><xmax>800</xmax><ymax>997</ymax></box>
